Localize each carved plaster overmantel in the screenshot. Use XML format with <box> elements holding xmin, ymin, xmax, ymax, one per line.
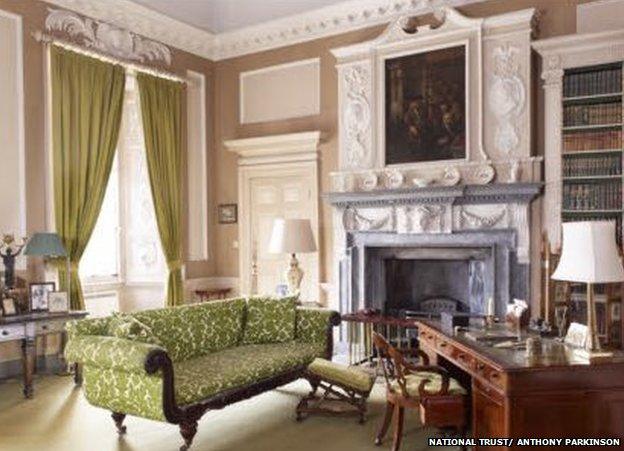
<box><xmin>331</xmin><ymin>6</ymin><xmax>538</xmax><ymax>189</ymax></box>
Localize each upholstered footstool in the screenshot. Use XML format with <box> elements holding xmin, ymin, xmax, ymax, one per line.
<box><xmin>296</xmin><ymin>358</ymin><xmax>375</xmax><ymax>423</ymax></box>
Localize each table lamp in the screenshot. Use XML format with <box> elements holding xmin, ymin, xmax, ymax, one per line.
<box><xmin>551</xmin><ymin>221</ymin><xmax>624</xmax><ymax>361</ymax></box>
<box><xmin>268</xmin><ymin>218</ymin><xmax>317</xmax><ymax>295</ymax></box>
<box><xmin>24</xmin><ymin>233</ymin><xmax>70</xmax><ymax>307</ymax></box>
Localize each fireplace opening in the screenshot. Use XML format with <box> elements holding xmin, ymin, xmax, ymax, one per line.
<box><xmin>369</xmin><ymin>247</ymin><xmax>491</xmax><ymax>317</ymax></box>
<box><xmin>384</xmin><ymin>259</ymin><xmax>472</xmax><ymax>316</ymax></box>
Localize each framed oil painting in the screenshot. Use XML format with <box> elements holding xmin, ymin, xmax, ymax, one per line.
<box><xmin>385</xmin><ymin>45</ymin><xmax>467</xmax><ymax>165</ymax></box>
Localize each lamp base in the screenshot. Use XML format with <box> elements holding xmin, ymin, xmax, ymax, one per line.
<box><xmin>573</xmin><ymin>348</ymin><xmax>613</xmax><ymax>363</ymax></box>
<box><xmin>286</xmin><ymin>253</ymin><xmax>304</xmax><ymax>295</ymax></box>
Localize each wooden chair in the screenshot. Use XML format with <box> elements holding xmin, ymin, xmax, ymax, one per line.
<box><xmin>372</xmin><ymin>332</ymin><xmax>468</xmax><ymax>451</ymax></box>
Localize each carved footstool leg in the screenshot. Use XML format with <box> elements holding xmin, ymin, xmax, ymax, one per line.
<box><xmin>179</xmin><ymin>420</ymin><xmax>198</xmax><ymax>451</ymax></box>
<box><xmin>111</xmin><ymin>412</ymin><xmax>127</xmax><ymax>434</ymax></box>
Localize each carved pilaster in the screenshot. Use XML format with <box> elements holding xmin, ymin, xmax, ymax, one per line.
<box><xmin>541</xmin><ymin>57</ymin><xmax>564</xmax><ymax>251</ymax></box>
<box><xmin>338</xmin><ymin>62</ymin><xmax>373</xmax><ymax>170</ymax></box>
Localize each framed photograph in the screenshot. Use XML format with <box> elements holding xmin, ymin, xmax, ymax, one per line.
<box><xmin>565</xmin><ymin>322</ymin><xmax>589</xmax><ymax>349</ymax></box>
<box><xmin>1</xmin><ymin>297</ymin><xmax>17</xmax><ymax>316</ymax></box>
<box><xmin>29</xmin><ymin>282</ymin><xmax>56</xmax><ymax>312</ymax></box>
<box><xmin>384</xmin><ymin>44</ymin><xmax>466</xmax><ymax>165</ymax></box>
<box><xmin>218</xmin><ymin>204</ymin><xmax>238</xmax><ymax>224</ymax></box>
<box><xmin>48</xmin><ymin>292</ymin><xmax>69</xmax><ymax>313</ymax></box>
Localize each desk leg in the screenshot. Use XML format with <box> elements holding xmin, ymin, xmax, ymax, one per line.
<box><xmin>21</xmin><ymin>337</ymin><xmax>35</xmax><ymax>398</ymax></box>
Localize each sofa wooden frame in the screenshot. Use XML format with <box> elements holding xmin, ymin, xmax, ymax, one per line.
<box><xmin>110</xmin><ymin>312</ymin><xmax>341</xmax><ymax>451</ymax></box>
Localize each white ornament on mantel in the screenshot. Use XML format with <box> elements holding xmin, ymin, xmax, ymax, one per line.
<box><xmin>489</xmin><ymin>43</ymin><xmax>526</xmax><ymax>156</ymax></box>
<box><xmin>46</xmin><ymin>8</ymin><xmax>172</xmax><ymax>65</ymax></box>
<box><xmin>359</xmin><ymin>172</ymin><xmax>378</xmax><ymax>191</ymax></box>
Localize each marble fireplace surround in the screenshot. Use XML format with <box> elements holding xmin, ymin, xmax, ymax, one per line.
<box><xmin>326</xmin><ymin>182</ymin><xmax>542</xmax><ymax>318</ymax></box>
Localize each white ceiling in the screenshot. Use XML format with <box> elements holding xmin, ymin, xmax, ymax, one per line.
<box><xmin>129</xmin><ymin>0</ymin><xmax>346</xmax><ymax>33</ymax></box>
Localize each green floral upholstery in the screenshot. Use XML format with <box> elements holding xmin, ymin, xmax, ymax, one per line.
<box><xmin>242</xmin><ymin>296</ymin><xmax>297</xmax><ymax>345</ymax></box>
<box><xmin>390</xmin><ymin>372</ymin><xmax>467</xmax><ymax>397</ymax></box>
<box><xmin>108</xmin><ymin>313</ymin><xmax>163</xmax><ymax>346</ymax></box>
<box><xmin>132</xmin><ymin>298</ymin><xmax>246</xmax><ymax>361</ymax></box>
<box><xmin>307</xmin><ymin>358</ymin><xmax>375</xmax><ymax>393</ymax></box>
<box><xmin>66</xmin><ymin>317</ymin><xmax>111</xmax><ymax>339</ymax></box>
<box><xmin>174</xmin><ymin>342</ymin><xmax>324</xmax><ymax>405</ymax></box>
<box><xmin>83</xmin><ymin>366</ymin><xmax>165</xmax><ymax>421</ymax></box>
<box><xmin>65</xmin><ymin>335</ymin><xmax>164</xmax><ymax>374</ymax></box>
<box><xmin>295</xmin><ymin>307</ymin><xmax>336</xmax><ymax>347</ymax></box>
<box><xmin>65</xmin><ymin>297</ymin><xmax>338</xmax><ymax>424</ymax></box>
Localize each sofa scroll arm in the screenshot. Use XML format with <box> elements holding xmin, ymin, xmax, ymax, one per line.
<box><xmin>325</xmin><ymin>311</ymin><xmax>342</xmax><ymax>359</ymax></box>
<box><xmin>144</xmin><ymin>349</ymin><xmax>185</xmax><ymax>424</ymax></box>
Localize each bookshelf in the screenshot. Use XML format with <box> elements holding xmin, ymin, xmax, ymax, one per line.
<box><xmin>535</xmin><ymin>30</ymin><xmax>624</xmax><ymax>348</ymax></box>
<box><xmin>561</xmin><ymin>62</ymin><xmax>623</xmax><ymax>245</ymax></box>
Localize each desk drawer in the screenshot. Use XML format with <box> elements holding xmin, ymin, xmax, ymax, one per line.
<box><xmin>36</xmin><ymin>320</ymin><xmax>66</xmax><ymax>335</ymax></box>
<box><xmin>0</xmin><ymin>324</ymin><xmax>26</xmax><ymax>342</ymax></box>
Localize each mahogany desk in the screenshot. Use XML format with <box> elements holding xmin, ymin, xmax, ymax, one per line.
<box><xmin>416</xmin><ymin>320</ymin><xmax>624</xmax><ymax>449</ymax></box>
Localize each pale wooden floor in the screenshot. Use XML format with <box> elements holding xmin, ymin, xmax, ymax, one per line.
<box><xmin>0</xmin><ymin>375</ymin><xmax>456</xmax><ymax>451</ymax></box>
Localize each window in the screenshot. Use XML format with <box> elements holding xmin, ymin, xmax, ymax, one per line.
<box><xmin>81</xmin><ymin>75</ymin><xmax>166</xmax><ymax>291</ymax></box>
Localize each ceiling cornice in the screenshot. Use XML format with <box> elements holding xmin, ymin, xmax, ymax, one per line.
<box><xmin>45</xmin><ymin>0</ymin><xmax>216</xmax><ymax>59</ymax></box>
<box><xmin>46</xmin><ymin>0</ymin><xmax>489</xmax><ymax>61</ymax></box>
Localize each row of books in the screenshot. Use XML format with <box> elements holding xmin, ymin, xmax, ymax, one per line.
<box><xmin>563</xmin><ymin>67</ymin><xmax>622</xmax><ymax>98</ymax></box>
<box><xmin>563</xmin><ymin>130</ymin><xmax>622</xmax><ymax>151</ymax></box>
<box><xmin>562</xmin><ymin>154</ymin><xmax>622</xmax><ymax>177</ymax></box>
<box><xmin>563</xmin><ymin>102</ymin><xmax>622</xmax><ymax>127</ymax></box>
<box><xmin>562</xmin><ymin>181</ymin><xmax>622</xmax><ymax>211</ymax></box>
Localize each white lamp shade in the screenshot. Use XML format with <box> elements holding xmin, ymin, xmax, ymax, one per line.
<box><xmin>268</xmin><ymin>218</ymin><xmax>317</xmax><ymax>254</ymax></box>
<box><xmin>552</xmin><ymin>221</ymin><xmax>624</xmax><ymax>283</ymax></box>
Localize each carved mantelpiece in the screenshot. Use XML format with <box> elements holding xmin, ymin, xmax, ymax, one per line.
<box><xmin>326</xmin><ymin>182</ymin><xmax>541</xmax><ymax>262</ymax></box>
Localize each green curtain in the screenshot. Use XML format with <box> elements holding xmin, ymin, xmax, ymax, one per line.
<box><xmin>136</xmin><ymin>73</ymin><xmax>184</xmax><ymax>307</ymax></box>
<box><xmin>51</xmin><ymin>46</ymin><xmax>125</xmax><ymax>310</ymax></box>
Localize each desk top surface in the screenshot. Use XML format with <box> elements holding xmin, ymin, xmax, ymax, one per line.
<box><xmin>417</xmin><ymin>319</ymin><xmax>624</xmax><ymax>371</ymax></box>
<box><xmin>0</xmin><ymin>310</ymin><xmax>88</xmax><ymax>325</ymax></box>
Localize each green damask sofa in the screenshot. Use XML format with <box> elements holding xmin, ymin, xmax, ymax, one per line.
<box><xmin>64</xmin><ymin>296</ymin><xmax>340</xmax><ymax>450</ymax></box>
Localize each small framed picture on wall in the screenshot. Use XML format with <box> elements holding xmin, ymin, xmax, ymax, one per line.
<box><xmin>218</xmin><ymin>204</ymin><xmax>238</xmax><ymax>224</ymax></box>
<box><xmin>29</xmin><ymin>282</ymin><xmax>56</xmax><ymax>312</ymax></box>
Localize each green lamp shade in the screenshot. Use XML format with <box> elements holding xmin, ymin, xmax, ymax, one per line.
<box><xmin>24</xmin><ymin>233</ymin><xmax>67</xmax><ymax>257</ymax></box>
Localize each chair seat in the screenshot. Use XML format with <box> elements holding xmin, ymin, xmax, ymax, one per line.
<box><xmin>390</xmin><ymin>371</ymin><xmax>466</xmax><ymax>397</ymax></box>
<box><xmin>174</xmin><ymin>342</ymin><xmax>324</xmax><ymax>405</ymax></box>
<box><xmin>307</xmin><ymin>358</ymin><xmax>375</xmax><ymax>393</ymax></box>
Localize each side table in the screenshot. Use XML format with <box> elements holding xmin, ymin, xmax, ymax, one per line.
<box><xmin>0</xmin><ymin>310</ymin><xmax>88</xmax><ymax>398</ymax></box>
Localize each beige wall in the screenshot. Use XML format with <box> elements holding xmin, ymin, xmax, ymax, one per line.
<box><xmin>0</xmin><ymin>0</ymin><xmax>215</xmax><ymax>363</ymax></box>
<box><xmin>212</xmin><ymin>0</ymin><xmax>590</xmax><ymax>293</ymax></box>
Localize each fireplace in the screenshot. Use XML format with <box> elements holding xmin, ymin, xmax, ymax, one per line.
<box><xmin>381</xmin><ymin>247</ymin><xmax>491</xmax><ymax>316</ymax></box>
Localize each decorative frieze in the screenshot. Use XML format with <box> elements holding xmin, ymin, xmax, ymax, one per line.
<box><xmin>45</xmin><ymin>8</ymin><xmax>172</xmax><ymax>65</ymax></box>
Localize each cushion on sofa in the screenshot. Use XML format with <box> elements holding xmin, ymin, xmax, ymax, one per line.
<box><xmin>242</xmin><ymin>295</ymin><xmax>297</xmax><ymax>345</ymax></box>
<box><xmin>107</xmin><ymin>313</ymin><xmax>163</xmax><ymax>346</ymax></box>
<box><xmin>131</xmin><ymin>297</ymin><xmax>247</xmax><ymax>362</ymax></box>
<box><xmin>173</xmin><ymin>341</ymin><xmax>324</xmax><ymax>405</ymax></box>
